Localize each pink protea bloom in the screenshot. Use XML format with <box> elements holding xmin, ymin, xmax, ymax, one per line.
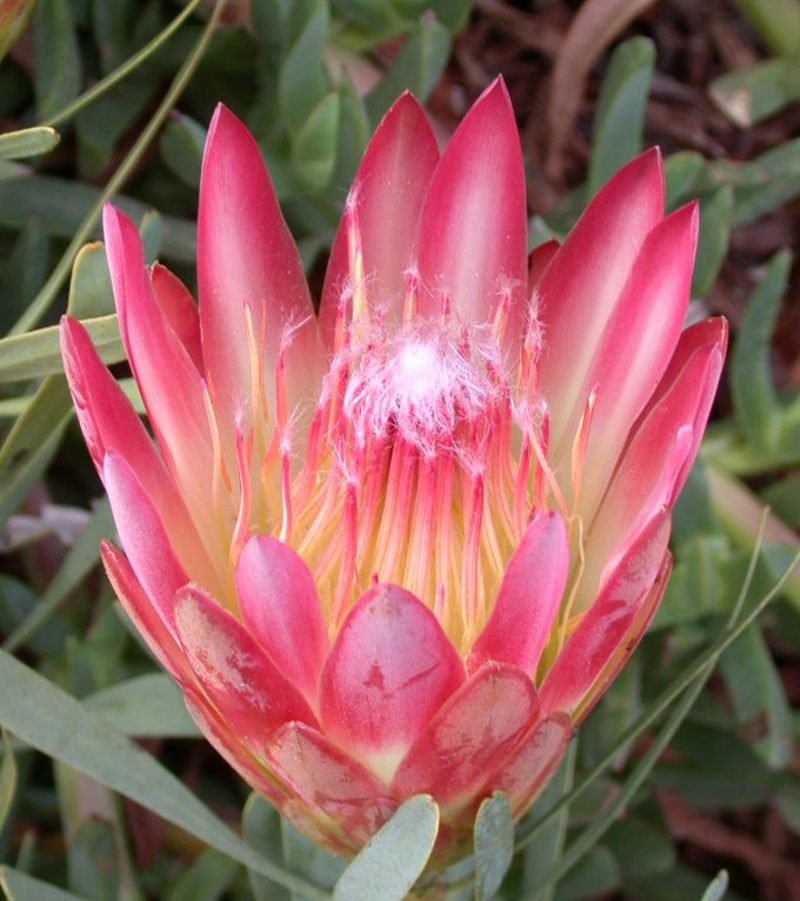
<box><xmin>61</xmin><ymin>79</ymin><xmax>726</xmax><ymax>861</ymax></box>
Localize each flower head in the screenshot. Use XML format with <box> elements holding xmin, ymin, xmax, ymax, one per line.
<box><xmin>61</xmin><ymin>78</ymin><xmax>726</xmax><ymax>861</ymax></box>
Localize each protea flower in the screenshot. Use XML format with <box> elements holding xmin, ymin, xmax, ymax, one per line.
<box><xmin>60</xmin><ymin>79</ymin><xmax>726</xmax><ymax>861</ymax></box>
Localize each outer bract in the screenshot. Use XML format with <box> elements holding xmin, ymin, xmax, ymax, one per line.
<box><xmin>61</xmin><ymin>79</ymin><xmax>726</xmax><ymax>863</ymax></box>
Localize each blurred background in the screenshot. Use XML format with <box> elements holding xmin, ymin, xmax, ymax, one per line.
<box><xmin>0</xmin><ymin>1</ymin><xmax>799</xmax><ymax>900</ymax></box>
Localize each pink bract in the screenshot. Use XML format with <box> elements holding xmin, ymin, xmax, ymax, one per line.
<box><xmin>61</xmin><ymin>78</ymin><xmax>726</xmax><ymax>863</ymax></box>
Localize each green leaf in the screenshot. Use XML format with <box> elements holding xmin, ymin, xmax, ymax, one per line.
<box><xmin>279</xmin><ymin>0</ymin><xmax>329</xmax><ymax>135</ymax></box>
<box><xmin>473</xmin><ymin>792</ymin><xmax>513</xmax><ymax>901</ymax></box>
<box><xmin>84</xmin><ymin>674</ymin><xmax>200</xmax><ymax>738</ymax></box>
<box><xmin>167</xmin><ymin>849</ymin><xmax>240</xmax><ymax>901</ymax></box>
<box><xmin>0</xmin><ymin>730</ymin><xmax>17</xmax><ymax>831</ymax></box>
<box><xmin>719</xmin><ymin>623</ymin><xmax>793</xmax><ymax>769</ymax></box>
<box><xmin>710</xmin><ymin>57</ymin><xmax>800</xmax><ymax>128</ymax></box>
<box><xmin>242</xmin><ymin>794</ymin><xmax>290</xmax><ymax>901</ymax></box>
<box><xmin>760</xmin><ymin>471</ymin><xmax>800</xmax><ymax>525</ymax></box>
<box><xmin>0</xmin><ymin>315</ymin><xmax>124</xmax><ymax>383</ymax></box>
<box><xmin>0</xmin><ymin>378</ymin><xmax>71</xmax><ymax>526</ymax></box>
<box><xmin>733</xmin><ymin>137</ymin><xmax>800</xmax><ymax>226</ymax></box>
<box><xmin>0</xmin><ymin>651</ymin><xmax>329</xmax><ymax>901</ymax></box>
<box><xmin>291</xmin><ymin>92</ymin><xmax>341</xmax><ymax>190</ymax></box>
<box><xmin>332</xmin><ymin>796</ymin><xmax>439</xmax><ymax>901</ymax></box>
<box><xmin>365</xmin><ymin>18</ymin><xmax>451</xmax><ymax>124</ymax></box>
<box><xmin>691</xmin><ymin>185</ymin><xmax>732</xmax><ymax>297</ymax></box>
<box><xmin>0</xmin><ymin>175</ymin><xmax>197</xmax><ymax>264</ymax></box>
<box><xmin>331</xmin><ymin>75</ymin><xmax>370</xmax><ymax>193</ymax></box>
<box><xmin>653</xmin><ymin>721</ymin><xmax>773</xmax><ymax>808</ymax></box>
<box><xmin>282</xmin><ymin>817</ymin><xmax>345</xmax><ymax>900</ymax></box>
<box><xmin>0</xmin><ymin>867</ymin><xmax>90</xmax><ymax>901</ymax></box>
<box><xmin>552</xmin><ymin>846</ymin><xmax>620</xmax><ymax>901</ymax></box>
<box><xmin>0</xmin><ymin>218</ymin><xmax>50</xmax><ymax>335</ymax></box>
<box><xmin>664</xmin><ymin>151</ymin><xmax>704</xmax><ymax>210</ymax></box>
<box><xmin>3</xmin><ymin>498</ymin><xmax>114</xmax><ymax>654</ymax></box>
<box><xmin>604</xmin><ymin>814</ymin><xmax>674</xmax><ymax>878</ymax></box>
<box><xmin>32</xmin><ymin>0</ymin><xmax>82</xmax><ymax>119</ymax></box>
<box><xmin>730</xmin><ymin>0</ymin><xmax>800</xmax><ymax>57</ymax></box>
<box><xmin>75</xmin><ymin>79</ymin><xmax>155</xmax><ymax>179</ymax></box>
<box><xmin>0</xmin><ymin>128</ymin><xmax>60</xmax><ymax>161</ymax></box>
<box><xmin>64</xmin><ymin>817</ymin><xmax>122</xmax><ymax>901</ymax></box>
<box><xmin>428</xmin><ymin>0</ymin><xmax>475</xmax><ymax>31</ymax></box>
<box><xmin>160</xmin><ymin>113</ymin><xmax>207</xmax><ymax>189</ymax></box>
<box><xmin>588</xmin><ymin>37</ymin><xmax>655</xmax><ymax>195</ymax></box>
<box><xmin>700</xmin><ymin>870</ymin><xmax>729</xmax><ymax>901</ymax></box>
<box><xmin>730</xmin><ymin>249</ymin><xmax>791</xmax><ymax>452</ymax></box>
<box><xmin>521</xmin><ymin>741</ymin><xmax>577</xmax><ymax>901</ymax></box>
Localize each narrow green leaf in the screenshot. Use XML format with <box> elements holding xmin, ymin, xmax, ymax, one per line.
<box><xmin>474</xmin><ymin>792</ymin><xmax>513</xmax><ymax>901</ymax></box>
<box><xmin>691</xmin><ymin>185</ymin><xmax>732</xmax><ymax>297</ymax></box>
<box><xmin>279</xmin><ymin>0</ymin><xmax>329</xmax><ymax>135</ymax></box>
<box><xmin>331</xmin><ymin>75</ymin><xmax>370</xmax><ymax>193</ymax></box>
<box><xmin>0</xmin><ymin>315</ymin><xmax>124</xmax><ymax>383</ymax></box>
<box><xmin>730</xmin><ymin>0</ymin><xmax>800</xmax><ymax>57</ymax></box>
<box><xmin>0</xmin><ymin>651</ymin><xmax>329</xmax><ymax>901</ymax></box>
<box><xmin>588</xmin><ymin>37</ymin><xmax>655</xmax><ymax>194</ymax></box>
<box><xmin>242</xmin><ymin>794</ymin><xmax>290</xmax><ymax>901</ymax></box>
<box><xmin>68</xmin><ymin>242</ymin><xmax>115</xmax><ymax>318</ymax></box>
<box><xmin>282</xmin><ymin>817</ymin><xmax>345</xmax><ymax>901</ymax></box>
<box><xmin>84</xmin><ymin>674</ymin><xmax>199</xmax><ymax>738</ymax></box>
<box><xmin>365</xmin><ymin>18</ymin><xmax>451</xmax><ymax>124</ymax></box>
<box><xmin>664</xmin><ymin>151</ymin><xmax>704</xmax><ymax>210</ymax></box>
<box><xmin>733</xmin><ymin>137</ymin><xmax>800</xmax><ymax>226</ymax></box>
<box><xmin>332</xmin><ymin>796</ymin><xmax>439</xmax><ymax>901</ymax></box>
<box><xmin>700</xmin><ymin>869</ymin><xmax>729</xmax><ymax>901</ymax></box>
<box><xmin>0</xmin><ymin>175</ymin><xmax>197</xmax><ymax>264</ymax></box>
<box><xmin>0</xmin><ymin>730</ymin><xmax>17</xmax><ymax>831</ymax></box>
<box><xmin>720</xmin><ymin>623</ymin><xmax>793</xmax><ymax>768</ymax></box>
<box><xmin>730</xmin><ymin>249</ymin><xmax>791</xmax><ymax>452</ymax></box>
<box><xmin>160</xmin><ymin>113</ymin><xmax>207</xmax><ymax>189</ymax></box>
<box><xmin>292</xmin><ymin>92</ymin><xmax>341</xmax><ymax>190</ymax></box>
<box><xmin>75</xmin><ymin>79</ymin><xmax>155</xmax><ymax>179</ymax></box>
<box><xmin>32</xmin><ymin>0</ymin><xmax>82</xmax><ymax>119</ymax></box>
<box><xmin>552</xmin><ymin>846</ymin><xmax>619</xmax><ymax>901</ymax></box>
<box><xmin>521</xmin><ymin>741</ymin><xmax>577</xmax><ymax>901</ymax></box>
<box><xmin>0</xmin><ymin>378</ymin><xmax>71</xmax><ymax>526</ymax></box>
<box><xmin>604</xmin><ymin>814</ymin><xmax>674</xmax><ymax>878</ymax></box>
<box><xmin>0</xmin><ymin>867</ymin><xmax>89</xmax><ymax>901</ymax></box>
<box><xmin>167</xmin><ymin>849</ymin><xmax>240</xmax><ymax>901</ymax></box>
<box><xmin>710</xmin><ymin>57</ymin><xmax>800</xmax><ymax>128</ymax></box>
<box><xmin>0</xmin><ymin>128</ymin><xmax>60</xmax><ymax>161</ymax></box>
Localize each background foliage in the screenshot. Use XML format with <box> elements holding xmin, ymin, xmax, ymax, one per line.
<box><xmin>0</xmin><ymin>0</ymin><xmax>799</xmax><ymax>899</ymax></box>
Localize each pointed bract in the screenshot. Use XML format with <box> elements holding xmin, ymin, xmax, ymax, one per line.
<box><xmin>319</xmin><ymin>93</ymin><xmax>439</xmax><ymax>349</ymax></box>
<box><xmin>320</xmin><ymin>584</ymin><xmax>466</xmax><ymax>782</ymax></box>
<box><xmin>540</xmin><ymin>508</ymin><xmax>671</xmax><ymax>715</ymax></box>
<box><xmin>266</xmin><ymin>722</ymin><xmax>397</xmax><ymax>847</ymax></box>
<box><xmin>537</xmin><ymin>149</ymin><xmax>665</xmax><ymax>459</ymax></box>
<box><xmin>576</xmin><ymin>202</ymin><xmax>700</xmax><ymax>519</ymax></box>
<box><xmin>174</xmin><ymin>584</ymin><xmax>318</xmax><ymax>752</ymax></box>
<box><xmin>150</xmin><ymin>263</ymin><xmax>204</xmax><ymax>373</ymax></box>
<box><xmin>103</xmin><ymin>451</ymin><xmax>189</xmax><ymax>641</ymax></box>
<box><xmin>236</xmin><ymin>536</ymin><xmax>329</xmax><ymax>708</ymax></box>
<box><xmin>198</xmin><ymin>104</ymin><xmax>324</xmax><ymax>431</ymax></box>
<box><xmin>391</xmin><ymin>663</ymin><xmax>540</xmax><ymax>812</ymax></box>
<box><xmin>467</xmin><ymin>511</ymin><xmax>568</xmax><ymax>675</ymax></box>
<box><xmin>414</xmin><ymin>78</ymin><xmax>528</xmax><ymax>348</ymax></box>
